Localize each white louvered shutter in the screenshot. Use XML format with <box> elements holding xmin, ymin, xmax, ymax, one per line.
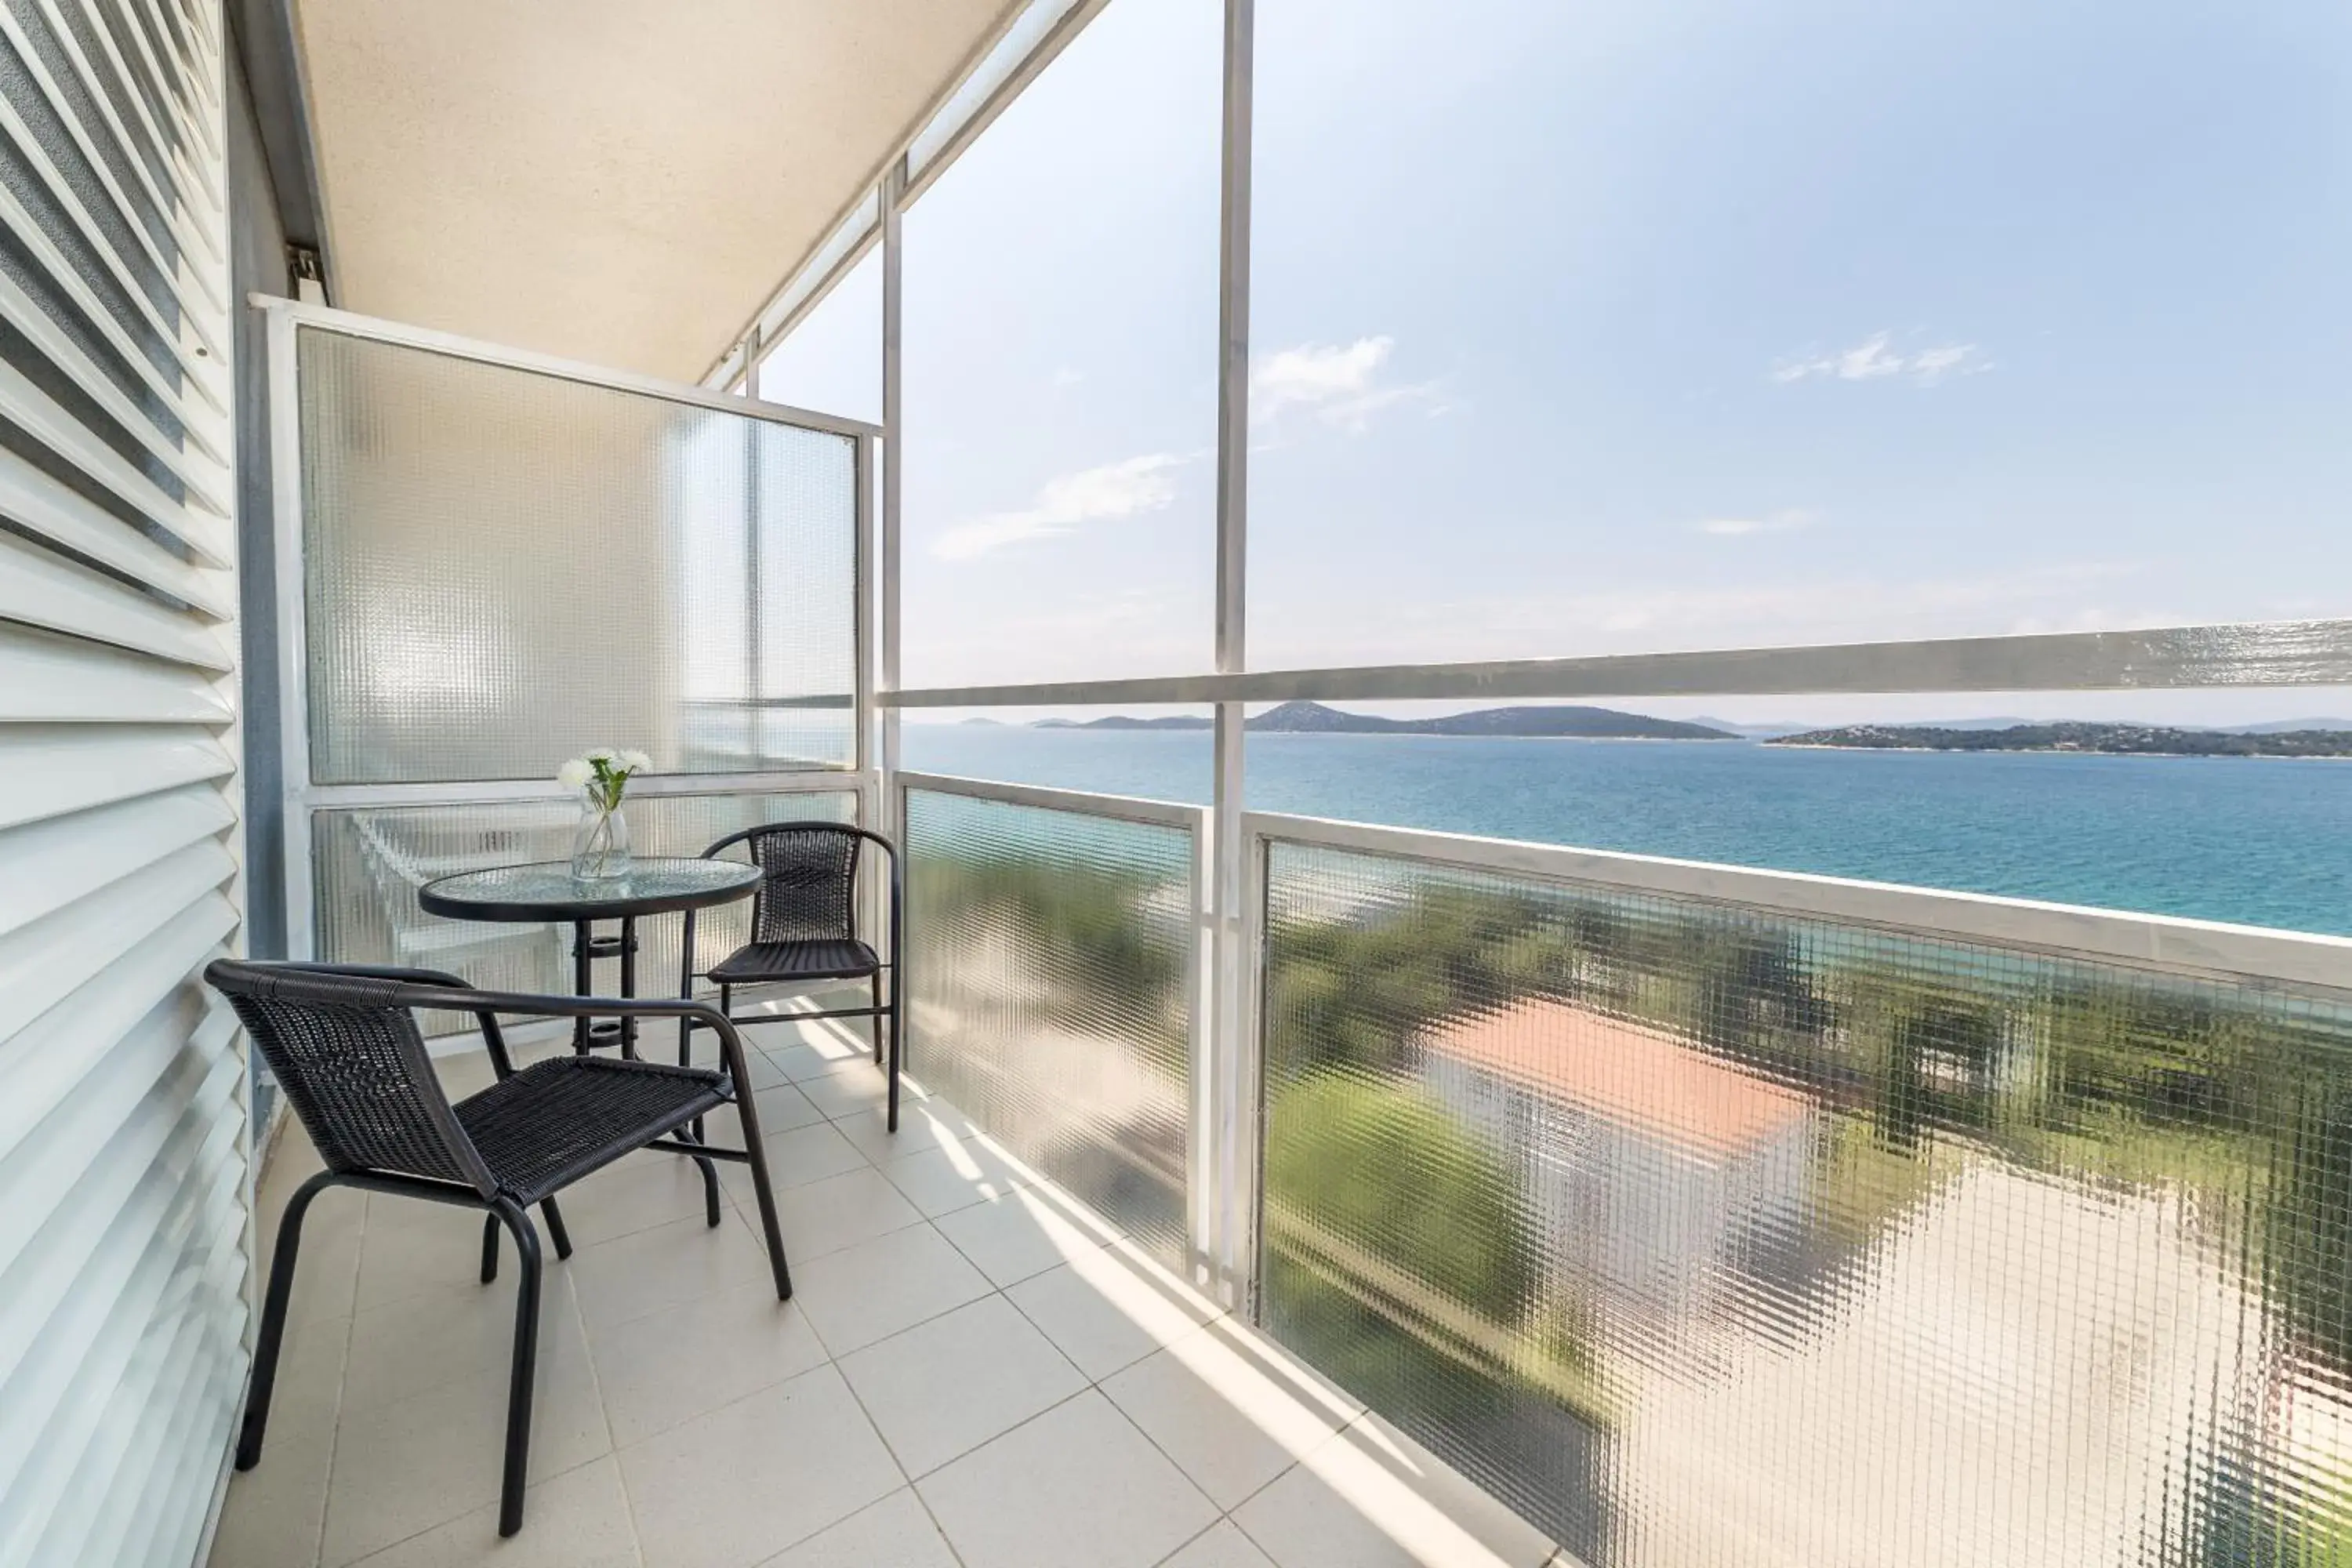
<box><xmin>0</xmin><ymin>2</ymin><xmax>249</xmax><ymax>1566</ymax></box>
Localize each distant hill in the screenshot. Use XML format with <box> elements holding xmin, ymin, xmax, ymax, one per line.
<box><xmin>1063</xmin><ymin>714</ymin><xmax>1214</xmax><ymax>731</ymax></box>
<box><xmin>1032</xmin><ymin>701</ymin><xmax>1733</xmax><ymax>739</ymax></box>
<box><xmin>1770</xmin><ymin>722</ymin><xmax>2352</xmax><ymax>758</ymax></box>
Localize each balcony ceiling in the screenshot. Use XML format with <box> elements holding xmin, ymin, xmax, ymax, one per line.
<box><xmin>292</xmin><ymin>0</ymin><xmax>1018</xmax><ymax>380</ymax></box>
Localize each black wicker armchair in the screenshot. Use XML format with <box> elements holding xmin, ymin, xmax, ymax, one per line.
<box><xmin>209</xmin><ymin>960</ymin><xmax>793</xmax><ymax>1537</ymax></box>
<box><xmin>678</xmin><ymin>822</ymin><xmax>903</xmax><ymax>1129</ymax></box>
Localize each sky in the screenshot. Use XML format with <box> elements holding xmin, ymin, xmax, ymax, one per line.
<box><xmin>759</xmin><ymin>0</ymin><xmax>2352</xmax><ymax>726</ymax></box>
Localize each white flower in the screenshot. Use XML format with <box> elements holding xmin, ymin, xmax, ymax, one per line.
<box><xmin>557</xmin><ymin>758</ymin><xmax>592</xmax><ymax>790</ymax></box>
<box><xmin>619</xmin><ymin>749</ymin><xmax>654</xmax><ymax>774</ymax></box>
<box><xmin>585</xmin><ymin>746</ymin><xmax>617</xmax><ymax>764</ymax></box>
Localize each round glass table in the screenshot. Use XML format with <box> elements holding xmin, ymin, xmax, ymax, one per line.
<box><xmin>419</xmin><ymin>858</ymin><xmax>760</xmax><ymax>1054</ymax></box>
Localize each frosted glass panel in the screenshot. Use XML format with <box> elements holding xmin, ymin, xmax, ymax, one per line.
<box><xmin>314</xmin><ymin>791</ymin><xmax>855</xmax><ymax>1035</ymax></box>
<box><xmin>903</xmin><ymin>786</ymin><xmax>1194</xmax><ymax>1273</ymax></box>
<box><xmin>1259</xmin><ymin>837</ymin><xmax>2352</xmax><ymax>1566</ymax></box>
<box><xmin>299</xmin><ymin>328</ymin><xmax>858</xmax><ymax>784</ymax></box>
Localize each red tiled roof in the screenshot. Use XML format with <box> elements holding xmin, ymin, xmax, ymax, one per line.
<box><xmin>1420</xmin><ymin>998</ymin><xmax>1810</xmax><ymax>1156</ymax></box>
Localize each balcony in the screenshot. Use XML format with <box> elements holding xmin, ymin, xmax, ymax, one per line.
<box><xmin>214</xmin><ymin>1006</ymin><xmax>1558</xmax><ymax>1568</ymax></box>
<box><xmin>5</xmin><ymin>0</ymin><xmax>2351</xmax><ymax>1566</ymax></box>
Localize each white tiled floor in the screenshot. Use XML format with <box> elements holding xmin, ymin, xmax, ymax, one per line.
<box><xmin>209</xmin><ymin>1015</ymin><xmax>1568</xmax><ymax>1568</ymax></box>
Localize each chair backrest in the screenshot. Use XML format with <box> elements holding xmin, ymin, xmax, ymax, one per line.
<box><xmin>739</xmin><ymin>823</ymin><xmax>863</xmax><ymax>944</ymax></box>
<box><xmin>206</xmin><ymin>960</ymin><xmax>496</xmax><ymax>1196</ymax></box>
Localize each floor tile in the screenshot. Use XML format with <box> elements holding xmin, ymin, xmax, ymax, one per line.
<box><xmin>1160</xmin><ymin>1520</ymin><xmax>1279</xmax><ymax>1568</ymax></box>
<box><xmin>916</xmin><ymin>1391</ymin><xmax>1216</xmax><ymax>1568</ymax></box>
<box><xmin>830</xmin><ymin>1105</ymin><xmax>964</xmax><ymax>1167</ymax></box>
<box><xmin>754</xmin><ymin>1487</ymin><xmax>957</xmax><ymax>1568</ymax></box>
<box><xmin>880</xmin><ymin>1137</ymin><xmax>1034</xmax><ymax>1219</ymax></box>
<box><xmin>342</xmin><ymin>1272</ymin><xmax>577</xmax><ymax>1416</ymax></box>
<box><xmin>884</xmin><ymin>1089</ymin><xmax>985</xmax><ymax>1141</ymax></box>
<box><xmin>321</xmin><ymin>1294</ymin><xmax>610</xmax><ymax>1566</ymax></box>
<box><xmin>713</xmin><ymin>1120</ymin><xmax>869</xmax><ymax>1207</ymax></box>
<box><xmin>1228</xmin><ymin>1417</ymin><xmax>1555</xmax><ymax>1568</ymax></box>
<box><xmin>797</xmin><ymin>1064</ymin><xmax>916</xmax><ymax>1121</ymax></box>
<box><xmin>1003</xmin><ymin>1243</ymin><xmax>1223</xmax><ymax>1381</ymax></box>
<box><xmin>588</xmin><ymin>1281</ymin><xmax>829</xmax><ymax>1447</ymax></box>
<box><xmin>566</xmin><ymin>1210</ymin><xmax>771</xmax><ymax>1332</ymax></box>
<box><xmin>619</xmin><ymin>1364</ymin><xmax>902</xmax><ymax>1568</ymax></box>
<box><xmin>1101</xmin><ymin>1323</ymin><xmax>1355</xmax><ymax>1509</ymax></box>
<box><xmin>342</xmin><ymin>1455</ymin><xmax>639</xmax><ymax>1567</ymax></box>
<box><xmin>766</xmin><ymin>1165</ymin><xmax>925</xmax><ymax>1261</ymax></box>
<box><xmin>764</xmin><ymin>1037</ymin><xmax>876</xmax><ymax>1085</ymax></box>
<box><xmin>933</xmin><ymin>1185</ymin><xmax>1120</xmax><ymax>1289</ymax></box>
<box><xmin>352</xmin><ymin>1198</ymin><xmax>499</xmax><ymax>1314</ymax></box>
<box><xmin>837</xmin><ymin>1296</ymin><xmax>1087</xmax><ymax>1477</ymax></box>
<box><xmin>211</xmin><ymin>1313</ymin><xmax>350</xmax><ymax>1568</ymax></box>
<box><xmin>789</xmin><ymin>1225</ymin><xmax>993</xmax><ymax>1356</ymax></box>
<box><xmin>702</xmin><ymin>1080</ymin><xmax>827</xmax><ymax>1145</ymax></box>
<box><xmin>548</xmin><ymin>1153</ymin><xmax>728</xmax><ymax>1251</ymax></box>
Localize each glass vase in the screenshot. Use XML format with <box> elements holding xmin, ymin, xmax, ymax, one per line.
<box><xmin>571</xmin><ymin>796</ymin><xmax>631</xmax><ymax>880</ymax></box>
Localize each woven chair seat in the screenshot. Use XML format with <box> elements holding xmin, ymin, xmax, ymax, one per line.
<box><xmin>455</xmin><ymin>1056</ymin><xmax>728</xmax><ymax>1204</ymax></box>
<box><xmin>707</xmin><ymin>938</ymin><xmax>880</xmax><ymax>984</ymax></box>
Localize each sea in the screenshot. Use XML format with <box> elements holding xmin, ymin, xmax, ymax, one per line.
<box><xmin>903</xmin><ymin>725</ymin><xmax>2352</xmax><ymax>938</ymax></box>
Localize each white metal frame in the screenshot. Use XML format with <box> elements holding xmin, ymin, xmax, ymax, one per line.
<box><xmin>733</xmin><ymin>0</ymin><xmax>2352</xmax><ymax>1319</ymax></box>
<box><xmin>895</xmin><ymin>771</ymin><xmax>1219</xmax><ymax>1288</ymax></box>
<box><xmin>1246</xmin><ymin>810</ymin><xmax>2352</xmax><ymax>996</ymax></box>
<box><xmin>261</xmin><ymin>296</ymin><xmax>882</xmax><ymax>964</ymax></box>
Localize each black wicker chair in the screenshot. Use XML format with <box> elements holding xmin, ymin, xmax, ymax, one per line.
<box><xmin>678</xmin><ymin>823</ymin><xmax>903</xmax><ymax>1130</ymax></box>
<box><xmin>210</xmin><ymin>959</ymin><xmax>793</xmax><ymax>1537</ymax></box>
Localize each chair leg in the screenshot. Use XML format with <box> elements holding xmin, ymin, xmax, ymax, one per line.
<box><xmin>480</xmin><ymin>1214</ymin><xmax>499</xmax><ymax>1283</ymax></box>
<box><xmin>716</xmin><ymin>1031</ymin><xmax>792</xmax><ymax>1300</ymax></box>
<box><xmin>886</xmin><ymin>978</ymin><xmax>902</xmax><ymax>1134</ymax></box>
<box><xmin>492</xmin><ymin>1198</ymin><xmax>543</xmax><ymax>1537</ymax></box>
<box><xmin>695</xmin><ymin>984</ymin><xmax>733</xmax><ymax>1142</ymax></box>
<box><xmin>539</xmin><ymin>1196</ymin><xmax>573</xmax><ymax>1260</ymax></box>
<box><xmin>688</xmin><ymin>1143</ymin><xmax>721</xmax><ymax>1227</ymax></box>
<box><xmin>238</xmin><ymin>1171</ymin><xmax>337</xmax><ymax>1469</ymax></box>
<box><xmin>869</xmin><ymin>973</ymin><xmax>882</xmax><ymax>1064</ymax></box>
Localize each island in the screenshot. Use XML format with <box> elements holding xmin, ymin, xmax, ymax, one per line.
<box><xmin>1768</xmin><ymin>722</ymin><xmax>2352</xmax><ymax>758</ymax></box>
<box><xmin>1033</xmin><ymin>701</ymin><xmax>1736</xmax><ymax>739</ymax></box>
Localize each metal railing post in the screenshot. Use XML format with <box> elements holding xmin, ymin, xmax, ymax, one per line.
<box><xmin>1201</xmin><ymin>0</ymin><xmax>1257</xmax><ymax>1309</ymax></box>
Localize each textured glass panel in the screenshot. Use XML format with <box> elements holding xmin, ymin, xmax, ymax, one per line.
<box><xmin>299</xmin><ymin>327</ymin><xmax>857</xmax><ymax>784</ymax></box>
<box><xmin>1261</xmin><ymin>838</ymin><xmax>2352</xmax><ymax>1566</ymax></box>
<box><xmin>314</xmin><ymin>791</ymin><xmax>855</xmax><ymax>1036</ymax></box>
<box><xmin>904</xmin><ymin>787</ymin><xmax>1192</xmax><ymax>1272</ymax></box>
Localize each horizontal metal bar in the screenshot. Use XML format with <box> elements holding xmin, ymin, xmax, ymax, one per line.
<box><xmin>252</xmin><ymin>296</ymin><xmax>884</xmax><ymax>440</ymax></box>
<box><xmin>301</xmin><ymin>771</ymin><xmax>873</xmax><ymax>810</ymax></box>
<box><xmin>900</xmin><ymin>0</ymin><xmax>1115</xmax><ymax>207</ymax></box>
<box><xmin>643</xmin><ymin>1138</ymin><xmax>748</xmax><ymax>1163</ymax></box>
<box><xmin>752</xmin><ymin>201</ymin><xmax>880</xmax><ymax>354</ymax></box>
<box><xmin>1244</xmin><ymin>808</ymin><xmax>2352</xmax><ymax>995</ymax></box>
<box><xmin>884</xmin><ymin>619</ymin><xmax>2352</xmax><ymax>708</ymax></box>
<box><xmin>897</xmin><ymin>769</ymin><xmax>1207</xmax><ymax>831</ymax></box>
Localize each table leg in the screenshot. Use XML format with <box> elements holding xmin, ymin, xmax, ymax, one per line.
<box><xmin>619</xmin><ymin>916</ymin><xmax>638</xmax><ymax>1059</ymax></box>
<box><xmin>571</xmin><ymin>919</ymin><xmax>592</xmax><ymax>1054</ymax></box>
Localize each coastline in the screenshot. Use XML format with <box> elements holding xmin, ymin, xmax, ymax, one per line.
<box><xmin>1767</xmin><ymin>742</ymin><xmax>2352</xmax><ymax>761</ymax></box>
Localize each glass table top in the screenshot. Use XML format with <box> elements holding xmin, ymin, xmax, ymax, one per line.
<box><xmin>417</xmin><ymin>858</ymin><xmax>761</xmax><ymax>920</ymax></box>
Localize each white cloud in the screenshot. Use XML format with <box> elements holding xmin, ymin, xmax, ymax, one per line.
<box><xmin>932</xmin><ymin>453</ymin><xmax>1183</xmax><ymax>560</ymax></box>
<box><xmin>1251</xmin><ymin>336</ymin><xmax>1439</xmax><ymax>432</ymax></box>
<box><xmin>1697</xmin><ymin>508</ymin><xmax>1820</xmax><ymax>537</ymax></box>
<box><xmin>1773</xmin><ymin>332</ymin><xmax>1984</xmax><ymax>387</ymax></box>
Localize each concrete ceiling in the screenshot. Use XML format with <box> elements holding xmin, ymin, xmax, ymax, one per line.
<box><xmin>293</xmin><ymin>0</ymin><xmax>1019</xmax><ymax>381</ymax></box>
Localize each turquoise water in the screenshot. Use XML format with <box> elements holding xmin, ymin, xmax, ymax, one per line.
<box><xmin>902</xmin><ymin>726</ymin><xmax>2352</xmax><ymax>937</ymax></box>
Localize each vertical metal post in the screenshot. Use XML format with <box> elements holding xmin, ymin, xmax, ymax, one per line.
<box><xmin>742</xmin><ymin>325</ymin><xmax>764</xmax><ymax>767</ymax></box>
<box><xmin>267</xmin><ymin>303</ymin><xmax>316</xmax><ymax>962</ymax></box>
<box><xmin>853</xmin><ymin>431</ymin><xmax>876</xmax><ymax>777</ymax></box>
<box><xmin>880</xmin><ymin>162</ymin><xmax>906</xmax><ymax>842</ymax></box>
<box><xmin>1200</xmin><ymin>0</ymin><xmax>1256</xmax><ymax>1308</ymax></box>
